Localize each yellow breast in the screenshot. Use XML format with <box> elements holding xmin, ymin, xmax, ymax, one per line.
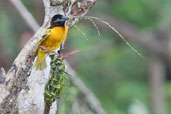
<box><xmin>41</xmin><ymin>25</ymin><xmax>67</xmax><ymax>51</ymax></box>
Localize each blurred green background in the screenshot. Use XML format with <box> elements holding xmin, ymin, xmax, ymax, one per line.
<box><xmin>0</xmin><ymin>0</ymin><xmax>171</xmax><ymax>114</ymax></box>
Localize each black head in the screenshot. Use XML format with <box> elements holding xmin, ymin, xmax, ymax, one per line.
<box><xmin>51</xmin><ymin>14</ymin><xmax>69</xmax><ymax>27</ymax></box>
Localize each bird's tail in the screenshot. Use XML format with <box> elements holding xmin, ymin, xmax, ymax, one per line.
<box><xmin>34</xmin><ymin>50</ymin><xmax>47</xmax><ymax>70</ymax></box>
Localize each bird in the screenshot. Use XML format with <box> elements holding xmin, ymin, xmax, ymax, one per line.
<box><xmin>34</xmin><ymin>14</ymin><xmax>69</xmax><ymax>70</ymax></box>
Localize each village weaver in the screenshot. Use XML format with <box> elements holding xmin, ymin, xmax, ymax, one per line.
<box><xmin>34</xmin><ymin>14</ymin><xmax>69</xmax><ymax>70</ymax></box>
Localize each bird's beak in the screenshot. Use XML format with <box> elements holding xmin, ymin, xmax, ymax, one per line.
<box><xmin>62</xmin><ymin>16</ymin><xmax>69</xmax><ymax>20</ymax></box>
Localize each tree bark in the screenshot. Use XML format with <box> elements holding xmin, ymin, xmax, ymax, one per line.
<box><xmin>149</xmin><ymin>55</ymin><xmax>165</xmax><ymax>114</ymax></box>
<box><xmin>0</xmin><ymin>0</ymin><xmax>97</xmax><ymax>113</ymax></box>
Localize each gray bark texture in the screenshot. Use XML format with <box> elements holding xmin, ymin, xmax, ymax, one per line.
<box><xmin>0</xmin><ymin>0</ymin><xmax>99</xmax><ymax>113</ymax></box>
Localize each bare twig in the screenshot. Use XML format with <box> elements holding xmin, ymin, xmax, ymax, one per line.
<box><xmin>65</xmin><ymin>61</ymin><xmax>107</xmax><ymax>114</ymax></box>
<box><xmin>9</xmin><ymin>0</ymin><xmax>39</xmax><ymax>32</ymax></box>
<box><xmin>149</xmin><ymin>55</ymin><xmax>165</xmax><ymax>114</ymax></box>
<box><xmin>44</xmin><ymin>103</ymin><xmax>51</xmax><ymax>114</ymax></box>
<box><xmin>85</xmin><ymin>13</ymin><xmax>171</xmax><ymax>62</ymax></box>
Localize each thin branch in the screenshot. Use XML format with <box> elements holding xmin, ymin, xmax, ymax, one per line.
<box><xmin>65</xmin><ymin>61</ymin><xmax>107</xmax><ymax>114</ymax></box>
<box><xmin>86</xmin><ymin>13</ymin><xmax>171</xmax><ymax>62</ymax></box>
<box><xmin>44</xmin><ymin>103</ymin><xmax>51</xmax><ymax>114</ymax></box>
<box><xmin>149</xmin><ymin>55</ymin><xmax>165</xmax><ymax>114</ymax></box>
<box><xmin>9</xmin><ymin>0</ymin><xmax>39</xmax><ymax>32</ymax></box>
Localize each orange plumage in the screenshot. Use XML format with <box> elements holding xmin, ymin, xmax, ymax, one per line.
<box><xmin>34</xmin><ymin>14</ymin><xmax>68</xmax><ymax>70</ymax></box>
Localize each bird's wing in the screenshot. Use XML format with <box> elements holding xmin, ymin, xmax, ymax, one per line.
<box><xmin>33</xmin><ymin>28</ymin><xmax>52</xmax><ymax>57</ymax></box>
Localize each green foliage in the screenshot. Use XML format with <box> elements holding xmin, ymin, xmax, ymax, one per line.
<box><xmin>112</xmin><ymin>0</ymin><xmax>158</xmax><ymax>28</ymax></box>
<box><xmin>44</xmin><ymin>53</ymin><xmax>70</xmax><ymax>105</ymax></box>
<box><xmin>68</xmin><ymin>23</ymin><xmax>149</xmax><ymax>114</ymax></box>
